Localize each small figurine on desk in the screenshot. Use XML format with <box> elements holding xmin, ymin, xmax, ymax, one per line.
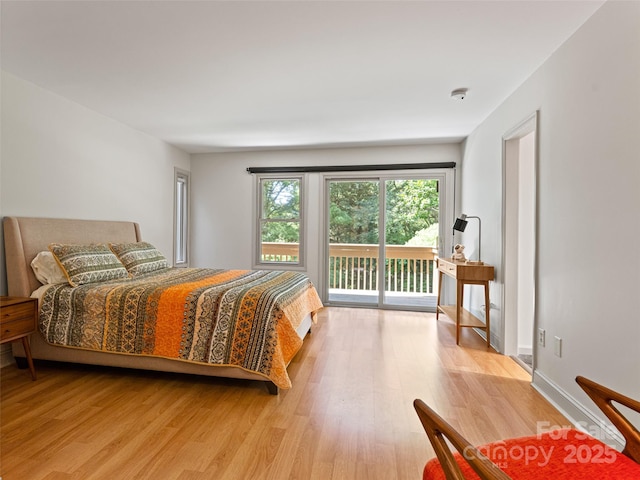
<box><xmin>452</xmin><ymin>244</ymin><xmax>466</xmax><ymax>261</ymax></box>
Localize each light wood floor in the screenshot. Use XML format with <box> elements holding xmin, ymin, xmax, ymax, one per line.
<box><xmin>1</xmin><ymin>307</ymin><xmax>568</xmax><ymax>480</ymax></box>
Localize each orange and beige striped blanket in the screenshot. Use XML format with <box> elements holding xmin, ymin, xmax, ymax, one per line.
<box><xmin>38</xmin><ymin>268</ymin><xmax>323</xmax><ymax>389</ymax></box>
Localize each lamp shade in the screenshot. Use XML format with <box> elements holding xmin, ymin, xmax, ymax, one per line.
<box><xmin>452</xmin><ymin>217</ymin><xmax>468</xmax><ymax>232</ymax></box>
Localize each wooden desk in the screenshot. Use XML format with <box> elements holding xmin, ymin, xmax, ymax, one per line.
<box><xmin>436</xmin><ymin>257</ymin><xmax>494</xmax><ymax>347</ymax></box>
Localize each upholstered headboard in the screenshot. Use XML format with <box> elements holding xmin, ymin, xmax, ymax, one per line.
<box><xmin>3</xmin><ymin>217</ymin><xmax>141</xmax><ymax>298</ymax></box>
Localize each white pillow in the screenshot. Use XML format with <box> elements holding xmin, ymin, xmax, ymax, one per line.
<box><xmin>31</xmin><ymin>251</ymin><xmax>68</xmax><ymax>285</ymax></box>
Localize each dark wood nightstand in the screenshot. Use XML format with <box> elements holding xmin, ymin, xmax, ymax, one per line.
<box><xmin>1</xmin><ymin>296</ymin><xmax>37</xmax><ymax>380</ymax></box>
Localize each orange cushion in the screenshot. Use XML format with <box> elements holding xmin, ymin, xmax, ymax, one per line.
<box><xmin>424</xmin><ymin>428</ymin><xmax>640</xmax><ymax>480</ymax></box>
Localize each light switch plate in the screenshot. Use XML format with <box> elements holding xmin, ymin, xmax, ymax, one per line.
<box><xmin>554</xmin><ymin>336</ymin><xmax>562</xmax><ymax>357</ymax></box>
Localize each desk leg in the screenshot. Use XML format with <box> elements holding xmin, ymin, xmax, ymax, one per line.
<box><xmin>456</xmin><ymin>280</ymin><xmax>463</xmax><ymax>345</ymax></box>
<box><xmin>484</xmin><ymin>281</ymin><xmax>491</xmax><ymax>349</ymax></box>
<box><xmin>436</xmin><ymin>270</ymin><xmax>444</xmax><ymax>320</ymax></box>
<box><xmin>21</xmin><ymin>336</ymin><xmax>37</xmax><ymax>381</ymax></box>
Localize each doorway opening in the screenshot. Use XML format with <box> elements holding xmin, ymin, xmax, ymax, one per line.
<box><xmin>503</xmin><ymin>112</ymin><xmax>538</xmax><ymax>371</ymax></box>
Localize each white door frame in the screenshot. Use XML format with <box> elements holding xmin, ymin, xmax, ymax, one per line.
<box><xmin>501</xmin><ymin>111</ymin><xmax>539</xmax><ymax>364</ymax></box>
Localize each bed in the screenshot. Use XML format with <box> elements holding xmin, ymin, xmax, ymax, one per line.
<box><xmin>3</xmin><ymin>216</ymin><xmax>323</xmax><ymax>394</ymax></box>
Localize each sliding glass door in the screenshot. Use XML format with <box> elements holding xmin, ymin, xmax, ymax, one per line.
<box><xmin>327</xmin><ymin>180</ymin><xmax>380</xmax><ymax>306</ymax></box>
<box><xmin>383</xmin><ymin>179</ymin><xmax>439</xmax><ymax>308</ymax></box>
<box><xmin>326</xmin><ymin>175</ymin><xmax>443</xmax><ymax>310</ymax></box>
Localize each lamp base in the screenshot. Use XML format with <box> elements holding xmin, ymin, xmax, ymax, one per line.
<box><xmin>465</xmin><ymin>260</ymin><xmax>484</xmax><ymax>265</ymax></box>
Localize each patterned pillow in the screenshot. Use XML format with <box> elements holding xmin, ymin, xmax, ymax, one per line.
<box><xmin>49</xmin><ymin>243</ymin><xmax>130</xmax><ymax>287</ymax></box>
<box><xmin>109</xmin><ymin>242</ymin><xmax>169</xmax><ymax>276</ymax></box>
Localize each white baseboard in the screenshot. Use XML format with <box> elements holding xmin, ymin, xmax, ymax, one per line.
<box><xmin>532</xmin><ymin>370</ymin><xmax>624</xmax><ymax>450</ymax></box>
<box><xmin>509</xmin><ymin>355</ymin><xmax>532</xmax><ymax>374</ymax></box>
<box><xmin>517</xmin><ymin>346</ymin><xmax>532</xmax><ymax>356</ymax></box>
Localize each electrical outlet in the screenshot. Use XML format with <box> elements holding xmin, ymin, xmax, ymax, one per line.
<box><xmin>554</xmin><ymin>336</ymin><xmax>562</xmax><ymax>357</ymax></box>
<box><xmin>538</xmin><ymin>328</ymin><xmax>545</xmax><ymax>347</ymax></box>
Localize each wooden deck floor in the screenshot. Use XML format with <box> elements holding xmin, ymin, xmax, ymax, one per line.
<box><xmin>0</xmin><ymin>307</ymin><xmax>568</xmax><ymax>480</ymax></box>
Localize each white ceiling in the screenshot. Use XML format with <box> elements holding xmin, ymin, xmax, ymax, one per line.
<box><xmin>1</xmin><ymin>0</ymin><xmax>605</xmax><ymax>153</ymax></box>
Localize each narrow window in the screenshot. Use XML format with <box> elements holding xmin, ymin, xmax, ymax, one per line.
<box><xmin>174</xmin><ymin>168</ymin><xmax>190</xmax><ymax>266</ymax></box>
<box><xmin>256</xmin><ymin>175</ymin><xmax>304</xmax><ymax>267</ymax></box>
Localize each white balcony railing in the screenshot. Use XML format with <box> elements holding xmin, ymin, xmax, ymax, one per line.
<box><xmin>262</xmin><ymin>243</ymin><xmax>439</xmax><ymax>295</ymax></box>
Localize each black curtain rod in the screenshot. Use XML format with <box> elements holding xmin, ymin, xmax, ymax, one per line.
<box><xmin>246</xmin><ymin>162</ymin><xmax>456</xmax><ymax>174</ymax></box>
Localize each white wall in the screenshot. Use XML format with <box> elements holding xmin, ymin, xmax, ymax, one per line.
<box><xmin>460</xmin><ymin>0</ymin><xmax>640</xmax><ymax>428</ymax></box>
<box><xmin>0</xmin><ymin>71</ymin><xmax>191</xmax><ymax>294</ymax></box>
<box><xmin>190</xmin><ymin>144</ymin><xmax>461</xmax><ymax>289</ymax></box>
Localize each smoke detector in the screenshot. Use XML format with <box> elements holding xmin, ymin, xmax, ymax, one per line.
<box><xmin>451</xmin><ymin>88</ymin><xmax>468</xmax><ymax>100</ymax></box>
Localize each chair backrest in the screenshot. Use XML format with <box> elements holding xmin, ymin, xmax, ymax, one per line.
<box><xmin>413</xmin><ymin>399</ymin><xmax>511</xmax><ymax>480</ymax></box>
<box><xmin>575</xmin><ymin>376</ymin><xmax>640</xmax><ymax>464</ymax></box>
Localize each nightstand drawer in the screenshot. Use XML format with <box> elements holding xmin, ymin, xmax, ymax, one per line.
<box><xmin>1</xmin><ymin>302</ymin><xmax>36</xmax><ymax>324</ymax></box>
<box><xmin>1</xmin><ymin>316</ymin><xmax>35</xmax><ymax>342</ymax></box>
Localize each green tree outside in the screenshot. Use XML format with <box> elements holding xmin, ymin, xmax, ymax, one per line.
<box><xmin>261</xmin><ymin>179</ymin><xmax>300</xmax><ymax>243</ymax></box>
<box><xmin>329</xmin><ymin>179</ymin><xmax>439</xmax><ymax>246</ymax></box>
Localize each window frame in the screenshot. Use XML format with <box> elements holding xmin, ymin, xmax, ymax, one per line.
<box><xmin>173</xmin><ymin>168</ymin><xmax>190</xmax><ymax>267</ymax></box>
<box><xmin>253</xmin><ymin>174</ymin><xmax>306</xmax><ymax>270</ymax></box>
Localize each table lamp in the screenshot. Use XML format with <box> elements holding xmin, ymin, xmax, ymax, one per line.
<box><xmin>452</xmin><ymin>213</ymin><xmax>483</xmax><ymax>265</ymax></box>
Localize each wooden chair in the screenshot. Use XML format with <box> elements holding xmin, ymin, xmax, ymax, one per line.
<box><xmin>414</xmin><ymin>376</ymin><xmax>640</xmax><ymax>479</ymax></box>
